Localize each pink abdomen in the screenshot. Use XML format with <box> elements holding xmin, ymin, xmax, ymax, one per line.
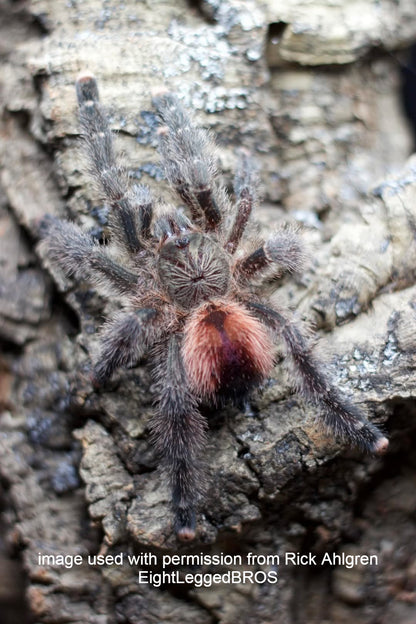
<box><xmin>182</xmin><ymin>300</ymin><xmax>275</xmax><ymax>402</ymax></box>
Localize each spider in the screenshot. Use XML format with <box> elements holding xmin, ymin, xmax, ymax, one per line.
<box><xmin>43</xmin><ymin>72</ymin><xmax>388</xmax><ymax>541</ymax></box>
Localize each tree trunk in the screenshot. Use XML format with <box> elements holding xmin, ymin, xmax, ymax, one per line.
<box><xmin>1</xmin><ymin>1</ymin><xmax>416</xmax><ymax>622</ymax></box>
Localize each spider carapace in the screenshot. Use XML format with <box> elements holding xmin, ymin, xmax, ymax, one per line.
<box><xmin>43</xmin><ymin>73</ymin><xmax>388</xmax><ymax>541</ymax></box>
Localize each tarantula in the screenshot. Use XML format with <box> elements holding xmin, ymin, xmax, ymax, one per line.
<box><xmin>43</xmin><ymin>73</ymin><xmax>388</xmax><ymax>541</ymax></box>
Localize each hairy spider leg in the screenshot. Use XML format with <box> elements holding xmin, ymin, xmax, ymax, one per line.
<box><xmin>76</xmin><ymin>72</ymin><xmax>153</xmax><ymax>254</ymax></box>
<box><xmin>151</xmin><ymin>335</ymin><xmax>207</xmax><ymax>541</ymax></box>
<box><xmin>92</xmin><ymin>309</ymin><xmax>163</xmax><ymax>386</ymax></box>
<box><xmin>225</xmin><ymin>151</ymin><xmax>259</xmax><ymax>255</ymax></box>
<box><xmin>236</xmin><ymin>225</ymin><xmax>306</xmax><ymax>279</ymax></box>
<box><xmin>247</xmin><ymin>302</ymin><xmax>389</xmax><ymax>454</ymax></box>
<box><xmin>152</xmin><ymin>93</ymin><xmax>222</xmax><ymax>231</ymax></box>
<box><xmin>44</xmin><ymin>218</ymin><xmax>138</xmax><ymax>295</ymax></box>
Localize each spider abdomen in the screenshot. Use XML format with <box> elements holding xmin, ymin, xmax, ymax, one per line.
<box><xmin>182</xmin><ymin>300</ymin><xmax>275</xmax><ymax>402</ymax></box>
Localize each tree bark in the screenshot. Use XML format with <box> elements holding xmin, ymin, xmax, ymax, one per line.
<box><xmin>1</xmin><ymin>1</ymin><xmax>416</xmax><ymax>622</ymax></box>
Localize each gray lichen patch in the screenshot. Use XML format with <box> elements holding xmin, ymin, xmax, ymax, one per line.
<box><xmin>167</xmin><ymin>20</ymin><xmax>235</xmax><ymax>82</ymax></box>
<box><xmin>320</xmin><ymin>284</ymin><xmax>416</xmax><ymax>400</ymax></box>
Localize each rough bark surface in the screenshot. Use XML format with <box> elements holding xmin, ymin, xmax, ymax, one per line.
<box><xmin>1</xmin><ymin>1</ymin><xmax>416</xmax><ymax>623</ymax></box>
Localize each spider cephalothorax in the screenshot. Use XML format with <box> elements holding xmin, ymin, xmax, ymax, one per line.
<box><xmin>158</xmin><ymin>230</ymin><xmax>231</xmax><ymax>308</ymax></box>
<box><xmin>43</xmin><ymin>73</ymin><xmax>388</xmax><ymax>541</ymax></box>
